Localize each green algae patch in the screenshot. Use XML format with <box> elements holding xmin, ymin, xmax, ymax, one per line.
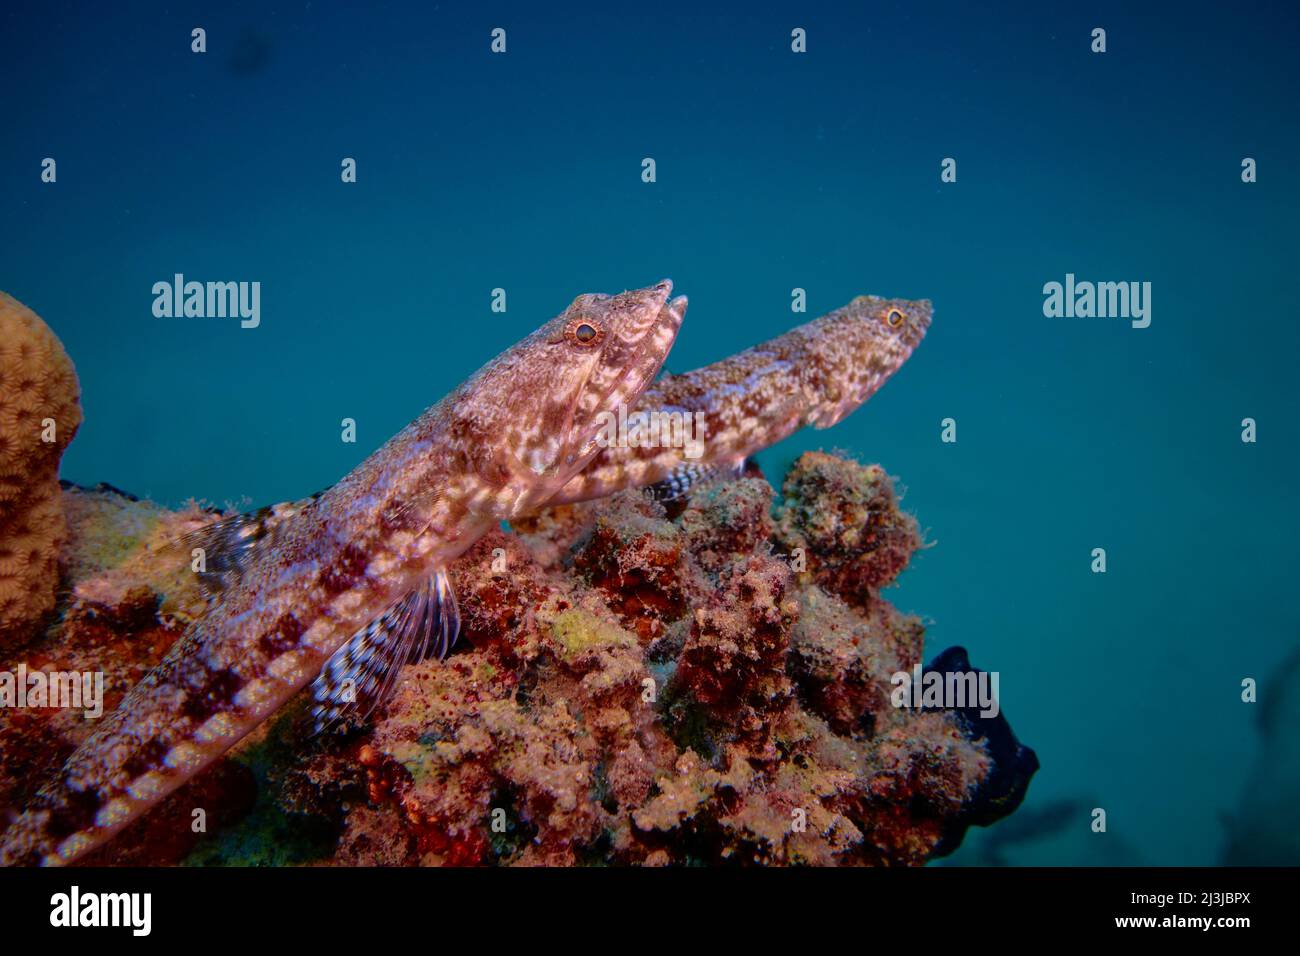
<box><xmin>388</xmin><ymin>739</ymin><xmax>439</xmax><ymax>785</ymax></box>
<box><xmin>548</xmin><ymin>608</ymin><xmax>636</xmax><ymax>662</ymax></box>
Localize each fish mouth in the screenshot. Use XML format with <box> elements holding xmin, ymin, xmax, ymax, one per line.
<box><xmin>602</xmin><ymin>279</ymin><xmax>684</xmax><ymax>403</ymax></box>
<box><xmin>564</xmin><ymin>279</ymin><xmax>685</xmax><ymax>470</ymax></box>
<box><xmin>902</xmin><ymin>299</ymin><xmax>933</xmax><ymax>350</ymax></box>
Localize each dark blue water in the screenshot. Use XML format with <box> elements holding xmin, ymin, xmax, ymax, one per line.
<box><xmin>3</xmin><ymin>0</ymin><xmax>1297</xmax><ymax>865</ymax></box>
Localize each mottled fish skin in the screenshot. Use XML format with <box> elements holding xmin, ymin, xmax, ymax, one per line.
<box><xmin>549</xmin><ymin>294</ymin><xmax>930</xmax><ymax>505</ymax></box>
<box><xmin>0</xmin><ymin>282</ymin><xmax>685</xmax><ymax>866</ymax></box>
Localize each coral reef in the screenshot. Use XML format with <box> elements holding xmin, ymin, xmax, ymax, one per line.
<box><xmin>0</xmin><ymin>293</ymin><xmax>83</xmax><ymax>650</ymax></box>
<box><xmin>0</xmin><ymin>453</ymin><xmax>1037</xmax><ymax>866</ymax></box>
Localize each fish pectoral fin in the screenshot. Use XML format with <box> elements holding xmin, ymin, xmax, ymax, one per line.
<box><xmin>309</xmin><ymin>568</ymin><xmax>462</xmax><ymax>734</ymax></box>
<box><xmin>173</xmin><ymin>492</ymin><xmax>322</xmax><ymax>597</ymax></box>
<box><xmin>648</xmin><ymin>458</ymin><xmax>747</xmax><ymax>502</ymax></box>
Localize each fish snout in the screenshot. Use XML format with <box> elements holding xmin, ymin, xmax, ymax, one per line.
<box><xmin>904</xmin><ymin>299</ymin><xmax>932</xmax><ymax>348</ymax></box>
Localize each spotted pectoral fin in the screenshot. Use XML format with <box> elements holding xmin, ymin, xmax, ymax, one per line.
<box><xmin>174</xmin><ymin>492</ymin><xmax>323</xmax><ymax>596</ymax></box>
<box><xmin>648</xmin><ymin>457</ymin><xmax>747</xmax><ymax>502</ymax></box>
<box><xmin>310</xmin><ymin>568</ymin><xmax>462</xmax><ymax>733</ymax></box>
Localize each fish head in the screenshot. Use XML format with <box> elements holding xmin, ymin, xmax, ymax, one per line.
<box><xmin>457</xmin><ymin>280</ymin><xmax>685</xmax><ymax>515</ymax></box>
<box><xmin>805</xmin><ymin>295</ymin><xmax>932</xmax><ymax>429</ymax></box>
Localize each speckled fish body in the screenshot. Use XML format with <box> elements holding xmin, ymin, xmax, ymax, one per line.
<box><xmin>550</xmin><ymin>294</ymin><xmax>931</xmax><ymax>505</ymax></box>
<box><xmin>0</xmin><ymin>282</ymin><xmax>685</xmax><ymax>866</ymax></box>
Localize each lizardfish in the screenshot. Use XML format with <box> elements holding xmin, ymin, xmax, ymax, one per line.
<box><xmin>549</xmin><ymin>294</ymin><xmax>931</xmax><ymax>504</ymax></box>
<box><xmin>0</xmin><ymin>281</ymin><xmax>685</xmax><ymax>866</ymax></box>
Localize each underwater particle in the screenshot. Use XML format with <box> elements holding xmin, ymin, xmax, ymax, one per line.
<box><xmin>227</xmin><ymin>26</ymin><xmax>273</xmax><ymax>76</ymax></box>
<box><xmin>0</xmin><ymin>292</ymin><xmax>82</xmax><ymax>649</ymax></box>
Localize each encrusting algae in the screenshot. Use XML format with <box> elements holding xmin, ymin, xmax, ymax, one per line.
<box><xmin>0</xmin><ymin>455</ymin><xmax>1037</xmax><ymax>866</ymax></box>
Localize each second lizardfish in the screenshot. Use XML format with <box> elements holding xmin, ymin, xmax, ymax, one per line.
<box><xmin>549</xmin><ymin>294</ymin><xmax>931</xmax><ymax>504</ymax></box>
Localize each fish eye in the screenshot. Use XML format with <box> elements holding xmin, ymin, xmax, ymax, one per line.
<box><xmin>886</xmin><ymin>308</ymin><xmax>905</xmax><ymax>328</ymax></box>
<box><xmin>566</xmin><ymin>319</ymin><xmax>604</xmax><ymax>347</ymax></box>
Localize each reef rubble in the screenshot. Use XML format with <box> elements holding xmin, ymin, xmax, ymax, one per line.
<box><xmin>0</xmin><ymin>451</ymin><xmax>1037</xmax><ymax>866</ymax></box>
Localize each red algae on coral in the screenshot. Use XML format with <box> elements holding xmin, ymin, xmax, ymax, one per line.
<box><xmin>774</xmin><ymin>451</ymin><xmax>925</xmax><ymax>605</ymax></box>
<box><xmin>0</xmin><ymin>453</ymin><xmax>1036</xmax><ymax>866</ymax></box>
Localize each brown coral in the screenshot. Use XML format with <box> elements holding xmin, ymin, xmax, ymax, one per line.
<box><xmin>0</xmin><ymin>292</ymin><xmax>82</xmax><ymax>649</ymax></box>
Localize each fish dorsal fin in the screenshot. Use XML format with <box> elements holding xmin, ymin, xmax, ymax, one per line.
<box><xmin>176</xmin><ymin>492</ymin><xmax>322</xmax><ymax>597</ymax></box>
<box><xmin>310</xmin><ymin>568</ymin><xmax>462</xmax><ymax>733</ymax></box>
<box><xmin>648</xmin><ymin>457</ymin><xmax>747</xmax><ymax>502</ymax></box>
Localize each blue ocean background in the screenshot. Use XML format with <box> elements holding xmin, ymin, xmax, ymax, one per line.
<box><xmin>3</xmin><ymin>1</ymin><xmax>1297</xmax><ymax>865</ymax></box>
